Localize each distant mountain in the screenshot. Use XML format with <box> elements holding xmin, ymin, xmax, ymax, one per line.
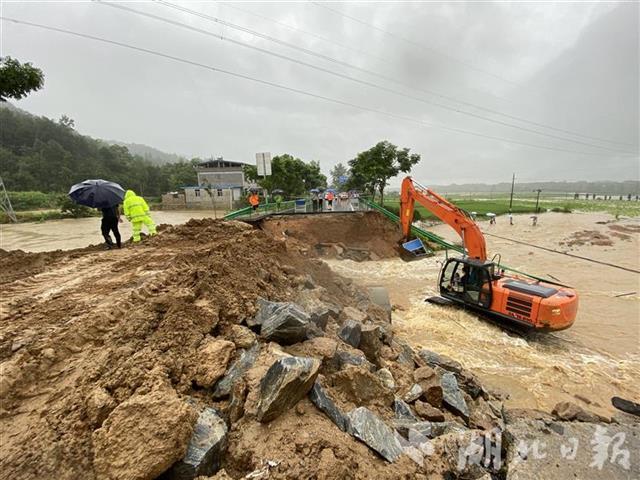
<box><xmin>103</xmin><ymin>140</ymin><xmax>188</xmax><ymax>165</ymax></box>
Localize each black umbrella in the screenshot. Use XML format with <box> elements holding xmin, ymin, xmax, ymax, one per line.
<box><xmin>68</xmin><ymin>179</ymin><xmax>125</xmax><ymax>208</ymax></box>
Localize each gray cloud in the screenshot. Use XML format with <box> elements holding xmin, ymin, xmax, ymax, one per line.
<box><xmin>2</xmin><ymin>1</ymin><xmax>638</xmax><ymax>185</ymax></box>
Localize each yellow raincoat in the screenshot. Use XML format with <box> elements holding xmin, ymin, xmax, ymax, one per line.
<box><xmin>123</xmin><ymin>190</ymin><xmax>156</xmax><ymax>242</ymax></box>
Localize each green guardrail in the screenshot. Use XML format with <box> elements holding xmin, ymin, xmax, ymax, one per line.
<box><xmin>224</xmin><ymin>199</ymin><xmax>299</xmax><ymax>220</ymax></box>
<box><xmin>363</xmin><ymin>199</ymin><xmax>461</xmax><ymax>252</ymax></box>
<box><xmin>363</xmin><ymin>199</ymin><xmax>567</xmax><ymax>286</ymax></box>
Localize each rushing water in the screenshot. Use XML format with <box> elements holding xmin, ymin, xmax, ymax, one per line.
<box><xmin>327</xmin><ymin>255</ymin><xmax>639</xmax><ymax>416</ymax></box>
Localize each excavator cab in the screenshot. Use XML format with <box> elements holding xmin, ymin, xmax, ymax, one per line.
<box><xmin>439</xmin><ymin>258</ymin><xmax>494</xmax><ymax>309</ymax></box>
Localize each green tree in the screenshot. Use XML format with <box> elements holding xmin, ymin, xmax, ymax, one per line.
<box><xmin>329</xmin><ymin>162</ymin><xmax>349</xmax><ymax>189</ymax></box>
<box><xmin>244</xmin><ymin>154</ymin><xmax>327</xmax><ymax>197</ymax></box>
<box><xmin>58</xmin><ymin>115</ymin><xmax>75</xmax><ymax>129</ymax></box>
<box><xmin>348</xmin><ymin>141</ymin><xmax>421</xmax><ymax>204</ymax></box>
<box><xmin>0</xmin><ymin>57</ymin><xmax>44</xmax><ymax>101</ymax></box>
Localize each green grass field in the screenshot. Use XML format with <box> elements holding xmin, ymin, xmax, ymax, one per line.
<box><xmin>383</xmin><ymin>196</ymin><xmax>640</xmax><ymax>220</ymax></box>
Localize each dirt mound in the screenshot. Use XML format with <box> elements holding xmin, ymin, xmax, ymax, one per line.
<box><xmin>0</xmin><ymin>218</ymin><xmax>419</xmax><ymax>479</ymax></box>
<box><xmin>259</xmin><ymin>212</ymin><xmax>402</xmax><ymax>260</ymax></box>
<box><xmin>1</xmin><ymin>217</ymin><xmax>625</xmax><ymax>479</ymax></box>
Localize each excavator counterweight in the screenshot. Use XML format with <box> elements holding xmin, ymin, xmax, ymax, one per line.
<box><xmin>400</xmin><ymin>176</ymin><xmax>578</xmax><ymax>331</ymax></box>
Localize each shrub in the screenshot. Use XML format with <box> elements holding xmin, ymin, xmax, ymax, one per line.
<box><xmin>7</xmin><ymin>191</ymin><xmax>65</xmax><ymax>211</ymax></box>
<box><xmin>57</xmin><ymin>196</ymin><xmax>95</xmax><ymax>218</ymax></box>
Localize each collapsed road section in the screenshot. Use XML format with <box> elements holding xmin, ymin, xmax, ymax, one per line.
<box><xmin>0</xmin><ymin>217</ymin><xmax>638</xmax><ymax>480</ymax></box>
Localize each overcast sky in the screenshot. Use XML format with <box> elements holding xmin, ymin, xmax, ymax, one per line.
<box><xmin>2</xmin><ymin>1</ymin><xmax>638</xmax><ymax>185</ymax></box>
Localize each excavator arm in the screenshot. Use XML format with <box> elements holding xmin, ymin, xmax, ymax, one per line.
<box><xmin>400</xmin><ymin>176</ymin><xmax>487</xmax><ymax>261</ymax></box>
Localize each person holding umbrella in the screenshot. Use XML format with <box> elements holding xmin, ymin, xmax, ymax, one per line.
<box><xmin>101</xmin><ymin>204</ymin><xmax>122</xmax><ymax>249</ymax></box>
<box><xmin>123</xmin><ymin>189</ymin><xmax>157</xmax><ymax>243</ymax></box>
<box><xmin>68</xmin><ymin>179</ymin><xmax>126</xmax><ymax>249</ymax></box>
<box><xmin>310</xmin><ymin>188</ymin><xmax>320</xmax><ymax>212</ymax></box>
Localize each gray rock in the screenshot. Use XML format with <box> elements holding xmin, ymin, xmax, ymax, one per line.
<box><xmin>331</xmin><ymin>350</ymin><xmax>376</xmax><ymax>372</ymax></box>
<box><xmin>392</xmin><ymin>339</ymin><xmax>416</xmax><ymax>366</ymax></box>
<box><xmin>309</xmin><ymin>308</ymin><xmax>331</xmax><ymax>330</ymax></box>
<box><xmin>441</xmin><ymin>372</ymin><xmax>469</xmax><ymax>420</ymax></box>
<box><xmin>419</xmin><ymin>349</ymin><xmax>462</xmax><ymax>373</ymax></box>
<box><xmin>164</xmin><ymin>408</ymin><xmax>228</xmax><ymax>479</ymax></box>
<box><xmin>506</xmin><ymin>418</ymin><xmax>640</xmax><ymax>479</ymax></box>
<box><xmin>338</xmin><ymin>320</ymin><xmax>362</xmax><ymax>348</ymax></box>
<box><xmin>260</xmin><ymin>303</ymin><xmax>309</xmax><ymax>345</ymax></box>
<box><xmin>376</xmin><ymin>368</ymin><xmax>395</xmax><ymax>390</ymax></box>
<box><xmin>393</xmin><ymin>420</ymin><xmax>467</xmax><ymax>439</ymax></box>
<box><xmin>346</xmin><ymin>407</ymin><xmax>403</xmax><ymax>462</ymax></box>
<box><xmin>359</xmin><ymin>324</ymin><xmax>382</xmax><ymax>363</ymax></box>
<box><xmin>248</xmin><ymin>298</ymin><xmax>286</xmax><ymax>328</ymax></box>
<box><xmin>612</xmin><ymin>396</ymin><xmax>640</xmax><ymax>417</ymax></box>
<box><xmin>394</xmin><ymin>397</ymin><xmax>417</xmax><ymax>421</ymax></box>
<box><xmin>404</xmin><ymin>383</ymin><xmax>424</xmax><ymax>403</ymax></box>
<box><xmin>304</xmin><ymin>321</ymin><xmax>325</xmax><ymax>340</ymax></box>
<box><xmin>256</xmin><ymin>356</ymin><xmax>320</xmax><ymax>422</ymax></box>
<box><xmin>212</xmin><ymin>344</ymin><xmax>260</xmax><ymax>399</ymax></box>
<box><xmin>309</xmin><ymin>381</ymin><xmax>348</xmax><ymax>432</ymax></box>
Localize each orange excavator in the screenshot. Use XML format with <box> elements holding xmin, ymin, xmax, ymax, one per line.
<box><xmin>400</xmin><ymin>177</ymin><xmax>578</xmax><ymax>331</ymax></box>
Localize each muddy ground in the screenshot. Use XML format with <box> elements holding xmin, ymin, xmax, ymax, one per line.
<box><xmin>0</xmin><ymin>212</ymin><xmax>638</xmax><ymax>479</ymax></box>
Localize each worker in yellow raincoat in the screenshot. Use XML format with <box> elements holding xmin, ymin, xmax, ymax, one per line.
<box><xmin>123</xmin><ymin>189</ymin><xmax>157</xmax><ymax>242</ymax></box>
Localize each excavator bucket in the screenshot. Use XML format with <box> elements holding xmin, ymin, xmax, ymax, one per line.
<box><xmin>401</xmin><ymin>238</ymin><xmax>430</xmax><ymax>257</ymax></box>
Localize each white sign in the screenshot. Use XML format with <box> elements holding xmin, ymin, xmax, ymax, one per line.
<box><xmin>256</xmin><ymin>152</ymin><xmax>272</xmax><ymax>176</ymax></box>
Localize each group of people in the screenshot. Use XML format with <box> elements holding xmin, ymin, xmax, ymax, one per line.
<box><xmin>99</xmin><ymin>189</ymin><xmax>157</xmax><ymax>249</ymax></box>
<box><xmin>248</xmin><ymin>189</ymin><xmax>344</xmax><ymax>214</ymax></box>
<box><xmin>311</xmin><ymin>190</ymin><xmax>336</xmax><ymax>212</ymax></box>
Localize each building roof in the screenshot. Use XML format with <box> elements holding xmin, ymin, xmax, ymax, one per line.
<box><xmin>196</xmin><ymin>158</ymin><xmax>247</xmax><ymax>169</ymax></box>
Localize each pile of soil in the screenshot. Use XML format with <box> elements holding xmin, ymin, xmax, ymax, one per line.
<box><xmin>259</xmin><ymin>212</ymin><xmax>402</xmax><ymax>260</ymax></box>
<box><xmin>0</xmin><ymin>218</ymin><xmax>417</xmax><ymax>479</ymax></box>
<box><xmin>1</xmin><ymin>217</ymin><xmax>636</xmax><ymax>480</ymax></box>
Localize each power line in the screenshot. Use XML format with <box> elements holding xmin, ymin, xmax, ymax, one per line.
<box><xmin>311</xmin><ymin>1</ymin><xmax>637</xmax><ymax>148</ymax></box>
<box><xmin>311</xmin><ymin>1</ymin><xmax>529</xmax><ymax>88</ymax></box>
<box><xmin>148</xmin><ymin>0</ymin><xmax>637</xmax><ymax>155</ymax></box>
<box><xmin>220</xmin><ymin>1</ymin><xmax>389</xmax><ymax>64</ymax></box>
<box><xmin>1</xmin><ymin>15</ymin><xmax>634</xmax><ymax>159</ymax></box>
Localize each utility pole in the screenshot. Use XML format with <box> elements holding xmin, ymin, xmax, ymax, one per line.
<box><xmin>533</xmin><ymin>189</ymin><xmax>542</xmax><ymax>213</ymax></box>
<box><xmin>0</xmin><ymin>176</ymin><xmax>17</xmax><ymax>223</ymax></box>
<box><xmin>508</xmin><ymin>173</ymin><xmax>515</xmax><ymax>212</ymax></box>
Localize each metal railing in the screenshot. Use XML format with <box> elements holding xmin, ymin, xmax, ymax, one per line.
<box><xmin>223</xmin><ymin>199</ymin><xmax>297</xmax><ymax>220</ymax></box>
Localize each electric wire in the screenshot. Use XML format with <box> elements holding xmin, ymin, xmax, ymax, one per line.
<box><xmin>1</xmin><ymin>15</ymin><xmax>634</xmax><ymax>159</ymax></box>
<box><xmin>154</xmin><ymin>0</ymin><xmax>637</xmax><ymax>154</ymax></box>
<box><xmin>311</xmin><ymin>1</ymin><xmax>637</xmax><ymax>148</ymax></box>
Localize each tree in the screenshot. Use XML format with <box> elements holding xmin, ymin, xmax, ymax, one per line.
<box><xmin>347</xmin><ymin>141</ymin><xmax>421</xmax><ymax>204</ymax></box>
<box><xmin>329</xmin><ymin>162</ymin><xmax>349</xmax><ymax>189</ymax></box>
<box><xmin>0</xmin><ymin>57</ymin><xmax>44</xmax><ymax>101</ymax></box>
<box><xmin>58</xmin><ymin>115</ymin><xmax>75</xmax><ymax>129</ymax></box>
<box><xmin>244</xmin><ymin>154</ymin><xmax>327</xmax><ymax>197</ymax></box>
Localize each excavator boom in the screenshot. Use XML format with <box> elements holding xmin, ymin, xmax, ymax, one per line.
<box><xmin>400</xmin><ymin>177</ymin><xmax>487</xmax><ymax>260</ymax></box>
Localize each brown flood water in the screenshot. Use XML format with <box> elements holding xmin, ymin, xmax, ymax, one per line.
<box><xmin>0</xmin><ymin>210</ymin><xmax>218</xmax><ymax>252</ymax></box>
<box><xmin>327</xmin><ymin>212</ymin><xmax>640</xmax><ymax>416</ymax></box>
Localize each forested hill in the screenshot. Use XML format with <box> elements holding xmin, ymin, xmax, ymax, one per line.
<box><xmin>103</xmin><ymin>140</ymin><xmax>186</xmax><ymax>165</ymax></box>
<box><xmin>0</xmin><ymin>106</ymin><xmax>197</xmax><ymax>196</ymax></box>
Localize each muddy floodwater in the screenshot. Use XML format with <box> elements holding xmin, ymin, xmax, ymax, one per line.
<box><xmin>327</xmin><ymin>211</ymin><xmax>640</xmax><ymax>417</ymax></box>
<box><xmin>0</xmin><ymin>210</ymin><xmax>217</xmax><ymax>252</ymax></box>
